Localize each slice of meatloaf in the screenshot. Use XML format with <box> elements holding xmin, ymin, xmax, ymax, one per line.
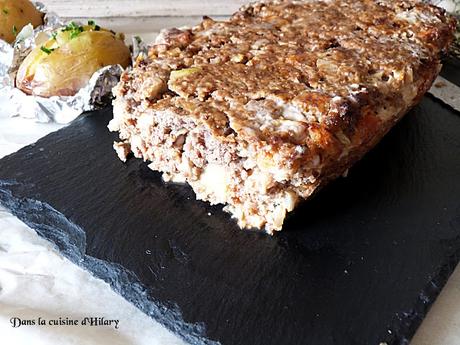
<box><xmin>109</xmin><ymin>0</ymin><xmax>456</xmax><ymax>234</ymax></box>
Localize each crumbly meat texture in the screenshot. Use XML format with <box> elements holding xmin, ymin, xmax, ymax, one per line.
<box><xmin>109</xmin><ymin>0</ymin><xmax>456</xmax><ymax>234</ymax></box>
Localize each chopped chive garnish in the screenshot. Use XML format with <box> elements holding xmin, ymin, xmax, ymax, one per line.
<box><xmin>12</xmin><ymin>25</ymin><xmax>17</xmax><ymax>35</ymax></box>
<box><xmin>134</xmin><ymin>36</ymin><xmax>142</xmax><ymax>44</ymax></box>
<box><xmin>2</xmin><ymin>8</ymin><xmax>8</xmax><ymax>15</ymax></box>
<box><xmin>62</xmin><ymin>22</ymin><xmax>78</xmax><ymax>32</ymax></box>
<box><xmin>40</xmin><ymin>46</ymin><xmax>54</xmax><ymax>55</ymax></box>
<box><xmin>62</xmin><ymin>22</ymin><xmax>84</xmax><ymax>39</ymax></box>
<box><xmin>87</xmin><ymin>20</ymin><xmax>101</xmax><ymax>31</ymax></box>
<box><xmin>51</xmin><ymin>31</ymin><xmax>58</xmax><ymax>40</ymax></box>
<box><xmin>70</xmin><ymin>29</ymin><xmax>82</xmax><ymax>39</ymax></box>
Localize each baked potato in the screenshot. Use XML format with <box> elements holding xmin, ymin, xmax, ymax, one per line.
<box><xmin>0</xmin><ymin>0</ymin><xmax>43</xmax><ymax>43</ymax></box>
<box><xmin>16</xmin><ymin>22</ymin><xmax>131</xmax><ymax>97</ymax></box>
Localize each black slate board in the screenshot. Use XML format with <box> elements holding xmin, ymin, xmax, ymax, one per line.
<box><xmin>1</xmin><ymin>95</ymin><xmax>460</xmax><ymax>345</ymax></box>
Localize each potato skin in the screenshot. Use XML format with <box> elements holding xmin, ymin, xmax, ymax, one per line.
<box><xmin>16</xmin><ymin>26</ymin><xmax>131</xmax><ymax>97</ymax></box>
<box><xmin>0</xmin><ymin>0</ymin><xmax>43</xmax><ymax>43</ymax></box>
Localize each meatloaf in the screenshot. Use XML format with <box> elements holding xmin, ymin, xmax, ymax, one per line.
<box><xmin>109</xmin><ymin>0</ymin><xmax>456</xmax><ymax>234</ymax></box>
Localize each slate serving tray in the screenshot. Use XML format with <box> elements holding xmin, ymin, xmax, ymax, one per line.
<box><xmin>1</xmin><ymin>89</ymin><xmax>460</xmax><ymax>344</ymax></box>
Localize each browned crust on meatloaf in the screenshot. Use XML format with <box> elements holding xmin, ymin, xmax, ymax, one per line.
<box><xmin>109</xmin><ymin>0</ymin><xmax>456</xmax><ymax>233</ymax></box>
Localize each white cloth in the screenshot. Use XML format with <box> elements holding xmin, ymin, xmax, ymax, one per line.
<box><xmin>0</xmin><ymin>114</ymin><xmax>184</xmax><ymax>345</ymax></box>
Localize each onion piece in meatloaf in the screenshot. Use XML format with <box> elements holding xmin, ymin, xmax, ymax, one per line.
<box><xmin>109</xmin><ymin>0</ymin><xmax>456</xmax><ymax>234</ymax></box>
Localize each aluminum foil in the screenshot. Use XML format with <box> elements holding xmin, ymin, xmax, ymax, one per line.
<box><xmin>131</xmin><ymin>35</ymin><xmax>148</xmax><ymax>63</ymax></box>
<box><xmin>0</xmin><ymin>2</ymin><xmax>126</xmax><ymax>124</ymax></box>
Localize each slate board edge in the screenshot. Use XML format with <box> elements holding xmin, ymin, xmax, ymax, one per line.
<box><xmin>390</xmin><ymin>248</ymin><xmax>460</xmax><ymax>345</ymax></box>
<box><xmin>0</xmin><ymin>181</ymin><xmax>219</xmax><ymax>345</ymax></box>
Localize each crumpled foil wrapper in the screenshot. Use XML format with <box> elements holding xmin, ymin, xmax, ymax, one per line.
<box><xmin>0</xmin><ymin>2</ymin><xmax>125</xmax><ymax>124</ymax></box>
<box><xmin>131</xmin><ymin>36</ymin><xmax>149</xmax><ymax>62</ymax></box>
